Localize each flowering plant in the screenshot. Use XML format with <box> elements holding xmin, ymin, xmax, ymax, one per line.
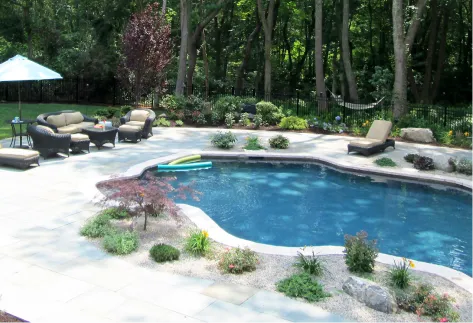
<box><xmin>185</xmin><ymin>230</ymin><xmax>211</xmax><ymax>256</ymax></box>
<box><xmin>389</xmin><ymin>257</ymin><xmax>415</xmax><ymax>289</ymax></box>
<box><xmin>218</xmin><ymin>247</ymin><xmax>258</xmax><ymax>274</ymax></box>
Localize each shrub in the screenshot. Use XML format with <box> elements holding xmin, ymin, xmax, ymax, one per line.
<box><xmin>455</xmin><ymin>158</ymin><xmax>472</xmax><ymax>175</ymax></box>
<box><xmin>344</xmin><ymin>231</ymin><xmax>378</xmax><ymax>273</ymax></box>
<box><xmin>225</xmin><ymin>113</ymin><xmax>235</xmax><ymax>128</ymax></box>
<box><xmin>256</xmin><ymin>101</ymin><xmax>284</xmax><ymax>125</ymax></box>
<box><xmin>240</xmin><ymin>112</ymin><xmax>251</xmax><ymax>127</ymax></box>
<box><xmin>243</xmin><ymin>136</ymin><xmax>264</xmax><ymax>150</ymax></box>
<box><xmin>155</xmin><ymin>117</ymin><xmax>171</xmax><ymax>127</ymax></box>
<box><xmin>374</xmin><ymin>157</ymin><xmax>397</xmax><ymax>167</ymax></box>
<box><xmin>269</xmin><ymin>135</ymin><xmax>289</xmax><ymax>149</ymax></box>
<box><xmin>100</xmin><ymin>207</ymin><xmax>129</xmax><ymax>219</ymax></box>
<box><xmin>210</xmin><ymin>131</ymin><xmax>237</xmax><ymax>149</ymax></box>
<box><xmin>185</xmin><ymin>230</ymin><xmax>211</xmax><ymax>256</ymax></box>
<box><xmin>213</xmin><ymin>96</ymin><xmax>243</xmax><ymax>123</ymax></box>
<box><xmin>150</xmin><ymin>243</ymin><xmax>180</xmax><ymax>262</ymax></box>
<box><xmin>160</xmin><ymin>94</ymin><xmax>187</xmax><ymax>120</ymax></box>
<box><xmin>390</xmin><ymin>257</ymin><xmax>415</xmax><ymax>289</ymax></box>
<box><xmin>404</xmin><ymin>153</ymin><xmax>420</xmax><ymax>163</ymax></box>
<box><xmin>253</xmin><ymin>114</ymin><xmax>263</xmax><ymax>129</ymax></box>
<box><xmin>191</xmin><ymin>111</ymin><xmax>207</xmax><ymax>125</ymax></box>
<box><xmin>94</xmin><ymin>107</ymin><xmax>119</xmax><ymax>119</ymax></box>
<box><xmin>413</xmin><ymin>156</ymin><xmax>435</xmax><ymax>170</ymax></box>
<box><xmin>120</xmin><ymin>105</ymin><xmax>133</xmax><ymax>116</ymax></box>
<box><xmin>279</xmin><ymin>116</ymin><xmax>308</xmax><ymax>130</ymax></box>
<box><xmin>103</xmin><ymin>229</ymin><xmax>139</xmax><ymax>255</ymax></box>
<box><xmin>175</xmin><ymin>120</ymin><xmax>184</xmax><ymax>127</ymax></box>
<box><xmin>80</xmin><ymin>213</ymin><xmax>112</xmax><ymax>238</ymax></box>
<box><xmin>276</xmin><ymin>273</ymin><xmax>330</xmax><ymax>302</ymax></box>
<box><xmin>294</xmin><ymin>251</ymin><xmax>324</xmax><ymax>276</ymax></box>
<box><xmin>218</xmin><ymin>247</ymin><xmax>258</xmax><ymax>274</ymax></box>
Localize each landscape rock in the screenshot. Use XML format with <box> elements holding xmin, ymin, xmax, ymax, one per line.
<box><xmin>400</xmin><ymin>128</ymin><xmax>435</xmax><ymax>143</ymax></box>
<box><xmin>342</xmin><ymin>276</ymin><xmax>397</xmax><ymax>314</ymax></box>
<box><xmin>419</xmin><ymin>151</ymin><xmax>455</xmax><ymax>172</ymax></box>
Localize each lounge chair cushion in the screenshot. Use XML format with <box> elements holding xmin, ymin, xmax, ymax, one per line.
<box><xmin>119</xmin><ymin>125</ymin><xmax>142</xmax><ymax>132</ymax></box>
<box><xmin>130</xmin><ymin>110</ymin><xmax>150</xmax><ymax>122</ymax></box>
<box><xmin>36</xmin><ymin>125</ymin><xmax>55</xmax><ymax>134</ymax></box>
<box><xmin>64</xmin><ymin>112</ymin><xmax>84</xmax><ymax>125</ymax></box>
<box><xmin>77</xmin><ymin>122</ymin><xmax>96</xmax><ymax>129</ymax></box>
<box><xmin>46</xmin><ymin>113</ymin><xmax>67</xmax><ymax>128</ymax></box>
<box><xmin>0</xmin><ymin>148</ymin><xmax>39</xmax><ymax>159</ymax></box>
<box><xmin>366</xmin><ymin>120</ymin><xmax>392</xmax><ymax>142</ymax></box>
<box><xmin>70</xmin><ymin>134</ymin><xmax>89</xmax><ymax>142</ymax></box>
<box><xmin>57</xmin><ymin>125</ymin><xmax>82</xmax><ymax>134</ymax></box>
<box><xmin>349</xmin><ymin>138</ymin><xmax>384</xmax><ymax>148</ymax></box>
<box><xmin>125</xmin><ymin>121</ymin><xmax>145</xmax><ymax>128</ymax></box>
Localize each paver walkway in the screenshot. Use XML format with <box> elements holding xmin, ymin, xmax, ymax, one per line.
<box><xmin>0</xmin><ymin>128</ymin><xmax>470</xmax><ymax>322</ymax></box>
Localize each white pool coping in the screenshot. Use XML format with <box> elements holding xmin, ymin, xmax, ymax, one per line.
<box><xmin>92</xmin><ymin>151</ymin><xmax>473</xmax><ymax>294</ymax></box>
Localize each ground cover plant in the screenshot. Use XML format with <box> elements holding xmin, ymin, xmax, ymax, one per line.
<box><xmin>374</xmin><ymin>157</ymin><xmax>397</xmax><ymax>167</ymax></box>
<box><xmin>450</xmin><ymin>158</ymin><xmax>472</xmax><ymax>175</ymax></box>
<box><xmin>155</xmin><ymin>117</ymin><xmax>171</xmax><ymax>127</ymax></box>
<box><xmin>218</xmin><ymin>247</ymin><xmax>258</xmax><ymax>274</ymax></box>
<box><xmin>276</xmin><ymin>272</ymin><xmax>330</xmax><ymax>302</ymax></box>
<box><xmin>100</xmin><ymin>207</ymin><xmax>130</xmax><ymax>219</ymax></box>
<box><xmin>185</xmin><ymin>230</ymin><xmax>211</xmax><ymax>256</ymax></box>
<box><xmin>344</xmin><ymin>230</ymin><xmax>378</xmax><ymax>273</ymax></box>
<box><xmin>150</xmin><ymin>243</ymin><xmax>180</xmax><ymax>262</ymax></box>
<box><xmin>279</xmin><ymin>116</ymin><xmax>308</xmax><ymax>130</ymax></box>
<box><xmin>243</xmin><ymin>135</ymin><xmax>264</xmax><ymax>150</ymax></box>
<box><xmin>268</xmin><ymin>135</ymin><xmax>290</xmax><ymax>149</ymax></box>
<box><xmin>210</xmin><ymin>131</ymin><xmax>237</xmax><ymax>149</ymax></box>
<box><xmin>103</xmin><ymin>229</ymin><xmax>139</xmax><ymax>255</ymax></box>
<box><xmin>80</xmin><ymin>213</ymin><xmax>112</xmax><ymax>238</ymax></box>
<box><xmin>413</xmin><ymin>156</ymin><xmax>435</xmax><ymax>170</ymax></box>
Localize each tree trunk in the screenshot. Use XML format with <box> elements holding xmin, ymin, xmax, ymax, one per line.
<box><xmin>431</xmin><ymin>11</ymin><xmax>449</xmax><ymax>103</ymax></box>
<box><xmin>202</xmin><ymin>29</ymin><xmax>210</xmax><ymax>99</ymax></box>
<box><xmin>235</xmin><ymin>21</ymin><xmax>261</xmax><ymax>95</ymax></box>
<box><xmin>162</xmin><ymin>0</ymin><xmax>167</xmax><ymax>13</ymax></box>
<box><xmin>257</xmin><ymin>0</ymin><xmax>276</xmax><ymax>101</ymax></box>
<box><xmin>420</xmin><ymin>0</ymin><xmax>439</xmax><ymax>103</ymax></box>
<box><xmin>341</xmin><ymin>0</ymin><xmax>358</xmax><ymax>101</ymax></box>
<box><xmin>175</xmin><ymin>0</ymin><xmax>189</xmax><ymax>95</ymax></box>
<box><xmin>314</xmin><ymin>0</ymin><xmax>326</xmax><ymax>110</ymax></box>
<box><xmin>331</xmin><ymin>47</ymin><xmax>338</xmax><ymax>94</ymax></box>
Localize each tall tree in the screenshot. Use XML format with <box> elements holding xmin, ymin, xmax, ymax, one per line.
<box><xmin>341</xmin><ymin>0</ymin><xmax>358</xmax><ymax>101</ymax></box>
<box><xmin>314</xmin><ymin>0</ymin><xmax>326</xmax><ymax>109</ymax></box>
<box><xmin>392</xmin><ymin>0</ymin><xmax>427</xmax><ymax>118</ymax></box>
<box><xmin>257</xmin><ymin>0</ymin><xmax>277</xmax><ymax>100</ymax></box>
<box><xmin>175</xmin><ymin>0</ymin><xmax>189</xmax><ymax>95</ymax></box>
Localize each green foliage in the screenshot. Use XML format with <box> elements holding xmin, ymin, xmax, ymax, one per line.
<box><xmin>155</xmin><ymin>117</ymin><xmax>171</xmax><ymax>127</ymax></box>
<box><xmin>344</xmin><ymin>231</ymin><xmax>379</xmax><ymax>273</ymax></box>
<box><xmin>413</xmin><ymin>156</ymin><xmax>435</xmax><ymax>170</ymax></box>
<box><xmin>120</xmin><ymin>106</ymin><xmax>133</xmax><ymax>116</ymax></box>
<box><xmin>269</xmin><ymin>135</ymin><xmax>290</xmax><ymax>149</ymax></box>
<box><xmin>225</xmin><ymin>112</ymin><xmax>235</xmax><ymax>128</ymax></box>
<box><xmin>150</xmin><ymin>243</ymin><xmax>180</xmax><ymax>263</ymax></box>
<box><xmin>253</xmin><ymin>114</ymin><xmax>263</xmax><ymax>129</ymax></box>
<box><xmin>80</xmin><ymin>213</ymin><xmax>112</xmax><ymax>238</ymax></box>
<box><xmin>100</xmin><ymin>207</ymin><xmax>129</xmax><ymax>219</ymax></box>
<box><xmin>276</xmin><ymin>273</ymin><xmax>330</xmax><ymax>302</ymax></box>
<box><xmin>243</xmin><ymin>135</ymin><xmax>264</xmax><ymax>150</ymax></box>
<box><xmin>239</xmin><ymin>112</ymin><xmax>251</xmax><ymax>126</ymax></box>
<box><xmin>175</xmin><ymin>119</ymin><xmax>184</xmax><ymax>127</ymax></box>
<box><xmin>103</xmin><ymin>229</ymin><xmax>139</xmax><ymax>255</ymax></box>
<box><xmin>374</xmin><ymin>157</ymin><xmax>397</xmax><ymax>167</ymax></box>
<box><xmin>279</xmin><ymin>116</ymin><xmax>308</xmax><ymax>130</ymax></box>
<box><xmin>218</xmin><ymin>247</ymin><xmax>258</xmax><ymax>274</ymax></box>
<box><xmin>404</xmin><ymin>153</ymin><xmax>420</xmax><ymax>163</ymax></box>
<box><xmin>241</xmin><ymin>97</ymin><xmax>258</xmax><ymax>105</ymax></box>
<box><xmin>390</xmin><ymin>258</ymin><xmax>415</xmax><ymax>289</ymax></box>
<box><xmin>453</xmin><ymin>158</ymin><xmax>472</xmax><ymax>175</ymax></box>
<box><xmin>294</xmin><ymin>251</ymin><xmax>324</xmax><ymax>276</ymax></box>
<box><xmin>185</xmin><ymin>230</ymin><xmax>211</xmax><ymax>256</ymax></box>
<box><xmin>213</xmin><ymin>96</ymin><xmax>243</xmax><ymax>123</ymax></box>
<box><xmin>210</xmin><ymin>131</ymin><xmax>237</xmax><ymax>149</ymax></box>
<box><xmin>94</xmin><ymin>107</ymin><xmax>119</xmax><ymax>119</ymax></box>
<box><xmin>369</xmin><ymin>66</ymin><xmax>393</xmax><ymax>101</ymax></box>
<box><xmin>256</xmin><ymin>101</ymin><xmax>284</xmax><ymax>125</ymax></box>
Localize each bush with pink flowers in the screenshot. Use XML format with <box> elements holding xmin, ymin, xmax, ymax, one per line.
<box><xmin>218</xmin><ymin>247</ymin><xmax>258</xmax><ymax>274</ymax></box>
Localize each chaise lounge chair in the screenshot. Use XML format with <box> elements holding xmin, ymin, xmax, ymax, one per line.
<box><xmin>0</xmin><ymin>144</ymin><xmax>40</xmax><ymax>169</ymax></box>
<box><xmin>347</xmin><ymin>120</ymin><xmax>395</xmax><ymax>156</ymax></box>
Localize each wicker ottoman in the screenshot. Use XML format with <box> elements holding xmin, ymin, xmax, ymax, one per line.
<box><xmin>70</xmin><ymin>133</ymin><xmax>90</xmax><ymax>154</ymax></box>
<box><xmin>0</xmin><ymin>145</ymin><xmax>40</xmax><ymax>169</ymax></box>
<box><xmin>118</xmin><ymin>125</ymin><xmax>142</xmax><ymax>143</ymax></box>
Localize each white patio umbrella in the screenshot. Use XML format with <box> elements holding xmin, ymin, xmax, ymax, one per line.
<box><xmin>0</xmin><ymin>54</ymin><xmax>62</xmax><ymax>119</ymax></box>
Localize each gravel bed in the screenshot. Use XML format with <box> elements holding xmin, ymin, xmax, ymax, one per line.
<box><xmin>90</xmin><ymin>213</ymin><xmax>472</xmax><ymax>322</ymax></box>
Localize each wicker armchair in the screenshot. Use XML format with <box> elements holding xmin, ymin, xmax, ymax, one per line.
<box><xmin>28</xmin><ymin>125</ymin><xmax>71</xmax><ymax>158</ymax></box>
<box><xmin>37</xmin><ymin>110</ymin><xmax>98</xmax><ymax>133</ymax></box>
<box><xmin>120</xmin><ymin>108</ymin><xmax>156</xmax><ymax>139</ymax></box>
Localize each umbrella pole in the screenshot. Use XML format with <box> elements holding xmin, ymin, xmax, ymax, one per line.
<box><xmin>18</xmin><ymin>81</ymin><xmax>21</xmax><ymax>120</ymax></box>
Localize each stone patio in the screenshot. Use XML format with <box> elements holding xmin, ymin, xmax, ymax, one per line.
<box><xmin>0</xmin><ymin>127</ymin><xmax>471</xmax><ymax>322</ymax></box>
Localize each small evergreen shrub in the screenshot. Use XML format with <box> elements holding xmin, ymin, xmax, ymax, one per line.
<box><xmin>413</xmin><ymin>156</ymin><xmax>435</xmax><ymax>170</ymax></box>
<box><xmin>239</xmin><ymin>112</ymin><xmax>251</xmax><ymax>127</ymax></box>
<box><xmin>404</xmin><ymin>153</ymin><xmax>420</xmax><ymax>163</ymax></box>
<box><xmin>185</xmin><ymin>230</ymin><xmax>211</xmax><ymax>256</ymax></box>
<box><xmin>150</xmin><ymin>243</ymin><xmax>180</xmax><ymax>262</ymax></box>
<box><xmin>256</xmin><ymin>101</ymin><xmax>284</xmax><ymax>125</ymax></box>
<box><xmin>225</xmin><ymin>113</ymin><xmax>235</xmax><ymax>128</ymax></box>
<box><xmin>276</xmin><ymin>273</ymin><xmax>330</xmax><ymax>302</ymax></box>
<box><xmin>243</xmin><ymin>136</ymin><xmax>264</xmax><ymax>150</ymax></box>
<box><xmin>294</xmin><ymin>251</ymin><xmax>324</xmax><ymax>276</ymax></box>
<box><xmin>120</xmin><ymin>105</ymin><xmax>133</xmax><ymax>116</ymax></box>
<box><xmin>253</xmin><ymin>114</ymin><xmax>263</xmax><ymax>128</ymax></box>
<box><xmin>213</xmin><ymin>96</ymin><xmax>243</xmax><ymax>123</ymax></box>
<box><xmin>155</xmin><ymin>117</ymin><xmax>171</xmax><ymax>127</ymax></box>
<box><xmin>269</xmin><ymin>135</ymin><xmax>290</xmax><ymax>149</ymax></box>
<box><xmin>390</xmin><ymin>257</ymin><xmax>415</xmax><ymax>289</ymax></box>
<box><xmin>279</xmin><ymin>116</ymin><xmax>308</xmax><ymax>130</ymax></box>
<box><xmin>175</xmin><ymin>120</ymin><xmax>184</xmax><ymax>127</ymax></box>
<box><xmin>80</xmin><ymin>213</ymin><xmax>112</xmax><ymax>238</ymax></box>
<box><xmin>210</xmin><ymin>131</ymin><xmax>237</xmax><ymax>149</ymax></box>
<box><xmin>374</xmin><ymin>157</ymin><xmax>397</xmax><ymax>167</ymax></box>
<box><xmin>103</xmin><ymin>229</ymin><xmax>139</xmax><ymax>255</ymax></box>
<box><xmin>344</xmin><ymin>231</ymin><xmax>379</xmax><ymax>273</ymax></box>
<box><xmin>100</xmin><ymin>207</ymin><xmax>129</xmax><ymax>219</ymax></box>
<box><xmin>455</xmin><ymin>158</ymin><xmax>472</xmax><ymax>175</ymax></box>
<box><xmin>218</xmin><ymin>247</ymin><xmax>258</xmax><ymax>274</ymax></box>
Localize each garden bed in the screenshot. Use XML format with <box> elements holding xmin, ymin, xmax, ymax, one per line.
<box><xmin>0</xmin><ymin>312</ymin><xmax>26</xmax><ymax>322</ymax></box>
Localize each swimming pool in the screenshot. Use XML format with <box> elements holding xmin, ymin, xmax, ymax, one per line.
<box><xmin>149</xmin><ymin>161</ymin><xmax>472</xmax><ymax>275</ymax></box>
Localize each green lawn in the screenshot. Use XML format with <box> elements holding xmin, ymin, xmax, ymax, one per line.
<box><xmin>0</xmin><ymin>103</ymin><xmax>105</xmax><ymax>140</ymax></box>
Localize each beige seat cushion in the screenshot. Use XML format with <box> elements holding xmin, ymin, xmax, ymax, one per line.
<box><xmin>119</xmin><ymin>125</ymin><xmax>142</xmax><ymax>132</ymax></box>
<box><xmin>36</xmin><ymin>125</ymin><xmax>55</xmax><ymax>134</ymax></box>
<box><xmin>366</xmin><ymin>120</ymin><xmax>392</xmax><ymax>142</ymax></box>
<box><xmin>130</xmin><ymin>110</ymin><xmax>150</xmax><ymax>122</ymax></box>
<box><xmin>46</xmin><ymin>113</ymin><xmax>67</xmax><ymax>128</ymax></box>
<box><xmin>64</xmin><ymin>112</ymin><xmax>84</xmax><ymax>125</ymax></box>
<box><xmin>125</xmin><ymin>121</ymin><xmax>145</xmax><ymax>128</ymax></box>
<box><xmin>57</xmin><ymin>125</ymin><xmax>82</xmax><ymax>134</ymax></box>
<box><xmin>0</xmin><ymin>148</ymin><xmax>39</xmax><ymax>159</ymax></box>
<box><xmin>349</xmin><ymin>138</ymin><xmax>384</xmax><ymax>148</ymax></box>
<box><xmin>70</xmin><ymin>134</ymin><xmax>90</xmax><ymax>142</ymax></box>
<box><xmin>77</xmin><ymin>121</ymin><xmax>96</xmax><ymax>129</ymax></box>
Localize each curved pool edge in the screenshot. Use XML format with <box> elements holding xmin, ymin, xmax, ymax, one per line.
<box><xmin>90</xmin><ymin>150</ymin><xmax>473</xmax><ymax>294</ymax></box>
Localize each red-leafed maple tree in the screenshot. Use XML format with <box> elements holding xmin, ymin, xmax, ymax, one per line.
<box><xmin>119</xmin><ymin>2</ymin><xmax>171</xmax><ymax>107</ymax></box>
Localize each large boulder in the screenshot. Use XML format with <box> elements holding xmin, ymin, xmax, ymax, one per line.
<box><xmin>400</xmin><ymin>128</ymin><xmax>435</xmax><ymax>143</ymax></box>
<box><xmin>342</xmin><ymin>276</ymin><xmax>397</xmax><ymax>314</ymax></box>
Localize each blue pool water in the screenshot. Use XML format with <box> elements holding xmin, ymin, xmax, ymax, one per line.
<box><xmin>149</xmin><ymin>161</ymin><xmax>472</xmax><ymax>275</ymax></box>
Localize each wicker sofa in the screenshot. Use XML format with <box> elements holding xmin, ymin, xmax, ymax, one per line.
<box><xmin>28</xmin><ymin>124</ymin><xmax>71</xmax><ymax>158</ymax></box>
<box><xmin>37</xmin><ymin>110</ymin><xmax>98</xmax><ymax>134</ymax></box>
<box><xmin>120</xmin><ymin>109</ymin><xmax>156</xmax><ymax>139</ymax></box>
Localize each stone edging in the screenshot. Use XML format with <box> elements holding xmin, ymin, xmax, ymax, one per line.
<box><xmin>91</xmin><ymin>150</ymin><xmax>473</xmax><ymax>294</ymax></box>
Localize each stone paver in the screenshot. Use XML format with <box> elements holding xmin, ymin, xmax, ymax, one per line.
<box><xmin>0</xmin><ymin>127</ymin><xmax>471</xmax><ymax>322</ymax></box>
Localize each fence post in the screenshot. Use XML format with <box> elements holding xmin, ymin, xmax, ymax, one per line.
<box><xmin>342</xmin><ymin>97</ymin><xmax>346</xmax><ymax>123</ymax></box>
<box><xmin>252</xmin><ymin>88</ymin><xmax>256</xmax><ymax>97</ymax></box>
<box><xmin>40</xmin><ymin>81</ymin><xmax>43</xmax><ymax>103</ymax></box>
<box><xmin>296</xmin><ymin>90</ymin><xmax>300</xmax><ymax>116</ymax></box>
<box><xmin>231</xmin><ymin>87</ymin><xmax>235</xmax><ymax>96</ymax></box>
<box><xmin>112</xmin><ymin>78</ymin><xmax>116</xmax><ymax>106</ymax></box>
<box><xmin>443</xmin><ymin>105</ymin><xmax>447</xmax><ymax>127</ymax></box>
<box><xmin>192</xmin><ymin>84</ymin><xmax>194</xmax><ymax>95</ymax></box>
<box><xmin>5</xmin><ymin>83</ymin><xmax>8</xmax><ymax>101</ymax></box>
<box><xmin>75</xmin><ymin>76</ymin><xmax>79</xmax><ymax>104</ymax></box>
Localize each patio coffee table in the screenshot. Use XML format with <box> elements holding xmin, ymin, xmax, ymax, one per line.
<box><xmin>82</xmin><ymin>126</ymin><xmax>118</xmax><ymax>149</ymax></box>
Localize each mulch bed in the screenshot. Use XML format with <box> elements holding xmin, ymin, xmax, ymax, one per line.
<box><xmin>0</xmin><ymin>312</ymin><xmax>27</xmax><ymax>322</ymax></box>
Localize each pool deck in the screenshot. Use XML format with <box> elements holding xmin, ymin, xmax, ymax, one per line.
<box><xmin>0</xmin><ymin>127</ymin><xmax>471</xmax><ymax>322</ymax></box>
